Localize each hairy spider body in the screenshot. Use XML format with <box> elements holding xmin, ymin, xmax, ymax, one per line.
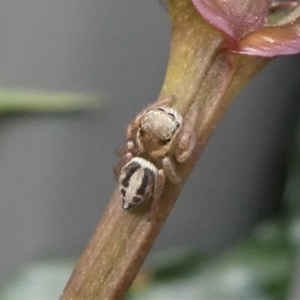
<box><xmin>115</xmin><ymin>96</ymin><xmax>198</xmax><ymax>213</ymax></box>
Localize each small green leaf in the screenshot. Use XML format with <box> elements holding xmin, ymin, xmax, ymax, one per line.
<box><xmin>0</xmin><ymin>89</ymin><xmax>103</xmax><ymax>113</ymax></box>
<box><xmin>149</xmin><ymin>248</ymin><xmax>207</xmax><ymax>282</ymax></box>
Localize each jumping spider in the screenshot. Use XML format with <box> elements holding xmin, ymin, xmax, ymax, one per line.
<box><xmin>115</xmin><ymin>96</ymin><xmax>198</xmax><ymax>211</ymax></box>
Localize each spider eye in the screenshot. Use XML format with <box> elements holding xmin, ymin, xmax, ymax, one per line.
<box><xmin>132</xmin><ymin>196</ymin><xmax>142</xmax><ymax>204</ymax></box>
<box><xmin>160</xmin><ymin>136</ymin><xmax>171</xmax><ymax>145</ymax></box>
<box><xmin>164</xmin><ymin>134</ymin><xmax>172</xmax><ymax>142</ymax></box>
<box><xmin>168</xmin><ymin>112</ymin><xmax>175</xmax><ymax>118</ymax></box>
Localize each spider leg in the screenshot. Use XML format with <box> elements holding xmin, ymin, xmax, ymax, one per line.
<box><xmin>148</xmin><ymin>96</ymin><xmax>174</xmax><ymax>109</ymax></box>
<box><xmin>126</xmin><ymin>113</ymin><xmax>144</xmax><ymax>140</ymax></box>
<box><xmin>140</xmin><ymin>96</ymin><xmax>175</xmax><ymax>113</ymax></box>
<box><xmin>162</xmin><ymin>157</ymin><xmax>181</xmax><ymax>184</ymax></box>
<box><xmin>114</xmin><ymin>152</ymin><xmax>133</xmax><ymax>179</ymax></box>
<box><xmin>176</xmin><ymin>107</ymin><xmax>198</xmax><ymax>163</ymax></box>
<box><xmin>116</xmin><ymin>141</ymin><xmax>135</xmax><ymax>157</ymax></box>
<box><xmin>147</xmin><ymin>169</ymin><xmax>165</xmax><ymax>222</ymax></box>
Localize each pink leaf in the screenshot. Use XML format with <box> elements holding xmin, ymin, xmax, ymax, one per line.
<box><xmin>236</xmin><ymin>17</ymin><xmax>300</xmax><ymax>56</ymax></box>
<box><xmin>191</xmin><ymin>0</ymin><xmax>270</xmax><ymax>40</ymax></box>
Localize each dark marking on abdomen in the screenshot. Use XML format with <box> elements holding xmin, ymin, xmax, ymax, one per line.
<box><xmin>121</xmin><ymin>161</ymin><xmax>140</xmax><ymax>187</ymax></box>
<box><xmin>137</xmin><ymin>168</ymin><xmax>153</xmax><ymax>196</ymax></box>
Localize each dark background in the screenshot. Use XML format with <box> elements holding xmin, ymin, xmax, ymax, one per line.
<box><xmin>0</xmin><ymin>0</ymin><xmax>300</xmax><ymax>288</ymax></box>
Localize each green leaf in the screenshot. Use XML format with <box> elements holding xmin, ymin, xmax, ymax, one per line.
<box><xmin>0</xmin><ymin>89</ymin><xmax>102</xmax><ymax>113</ymax></box>
<box><xmin>150</xmin><ymin>248</ymin><xmax>207</xmax><ymax>282</ymax></box>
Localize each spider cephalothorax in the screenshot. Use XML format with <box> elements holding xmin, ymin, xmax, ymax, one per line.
<box><xmin>137</xmin><ymin>107</ymin><xmax>182</xmax><ymax>159</ymax></box>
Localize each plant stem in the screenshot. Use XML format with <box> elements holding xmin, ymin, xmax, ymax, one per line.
<box><xmin>60</xmin><ymin>0</ymin><xmax>268</xmax><ymax>299</ymax></box>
